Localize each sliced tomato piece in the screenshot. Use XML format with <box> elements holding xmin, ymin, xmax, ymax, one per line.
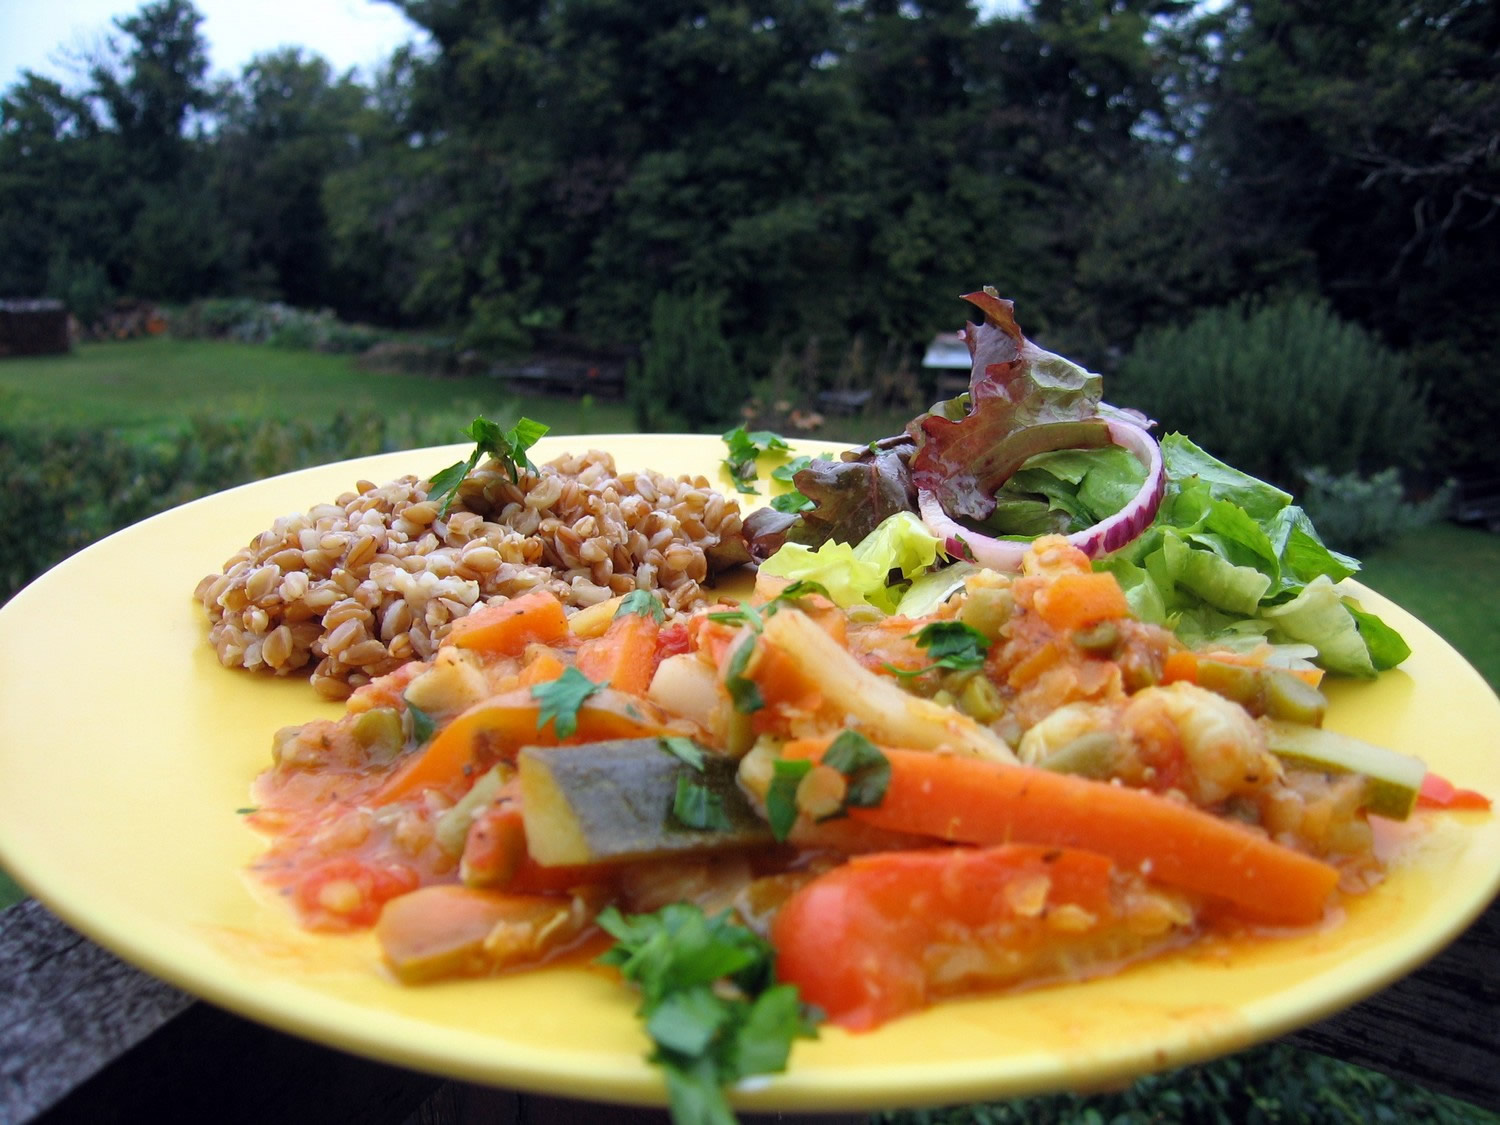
<box><xmin>294</xmin><ymin>857</ymin><xmax>420</xmax><ymax>931</ymax></box>
<box><xmin>771</xmin><ymin>844</ymin><xmax>1182</xmax><ymax>1031</ymax></box>
<box><xmin>1418</xmin><ymin>772</ymin><xmax>1492</xmax><ymax>811</ymax></box>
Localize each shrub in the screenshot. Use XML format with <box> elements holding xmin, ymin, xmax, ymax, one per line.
<box><xmin>0</xmin><ymin>406</ymin><xmax>504</xmax><ymax>605</ymax></box>
<box><xmin>44</xmin><ymin>253</ymin><xmax>115</xmax><ymax>329</ymax></box>
<box><xmin>631</xmin><ymin>290</ymin><xmax>744</xmax><ymax>432</ymax></box>
<box><xmin>873</xmin><ymin>1040</ymin><xmax>1495</xmax><ymax>1125</ymax></box>
<box><xmin>165</xmin><ymin>299</ymin><xmax>389</xmax><ymax>354</ymax></box>
<box><xmin>1300</xmin><ymin>468</ymin><xmax>1454</xmax><ymax>555</ymax></box>
<box><xmin>1115</xmin><ymin>297</ymin><xmax>1432</xmax><ymax>492</ymax></box>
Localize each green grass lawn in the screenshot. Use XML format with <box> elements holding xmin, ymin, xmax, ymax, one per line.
<box><xmin>0</xmin><ymin>337</ymin><xmax>640</xmax><ymax>438</ymax></box>
<box><xmin>1</xmin><ymin>338</ymin><xmax>1497</xmax><ymax>1122</ymax></box>
<box><xmin>1359</xmin><ymin>521</ymin><xmax>1500</xmax><ymax>689</ymax></box>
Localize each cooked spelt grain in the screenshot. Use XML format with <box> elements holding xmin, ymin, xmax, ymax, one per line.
<box><xmin>197</xmin><ymin>450</ymin><xmax>748</xmax><ymax>699</ymax></box>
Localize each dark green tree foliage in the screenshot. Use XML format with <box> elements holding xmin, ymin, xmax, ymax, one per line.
<box><xmin>632</xmin><ymin>290</ymin><xmax>742</xmax><ymax>431</ymax></box>
<box><xmin>0</xmin><ymin>76</ymin><xmax>128</xmax><ymax>308</ymax></box>
<box><xmin>0</xmin><ymin>0</ymin><xmax>227</xmax><ymax>305</ymax></box>
<box><xmin>88</xmin><ymin>0</ymin><xmax>212</xmax><ymax>181</ymax></box>
<box><xmin>962</xmin><ymin>0</ymin><xmax>1198</xmax><ymax>359</ymax></box>
<box><xmin>215</xmin><ymin>49</ymin><xmax>367</xmax><ymax>308</ymax></box>
<box><xmin>1192</xmin><ymin>0</ymin><xmax>1500</xmax><ymax>471</ymax></box>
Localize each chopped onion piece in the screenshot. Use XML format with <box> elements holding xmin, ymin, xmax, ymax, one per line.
<box><xmin>918</xmin><ymin>419</ymin><xmax>1165</xmax><ymax>571</ymax></box>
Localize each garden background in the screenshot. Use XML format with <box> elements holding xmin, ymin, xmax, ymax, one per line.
<box><xmin>2</xmin><ymin>0</ymin><xmax>1499</xmax><ymax>1122</ymax></box>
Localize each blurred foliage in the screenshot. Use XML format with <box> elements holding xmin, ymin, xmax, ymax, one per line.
<box><xmin>1300</xmin><ymin>469</ymin><xmax>1455</xmax><ymax>557</ymax></box>
<box><xmin>1</xmin><ymin>0</ymin><xmax>1496</xmax><ymax>476</ymax></box>
<box><xmin>872</xmin><ymin>1040</ymin><xmax>1498</xmax><ymax>1125</ymax></box>
<box><xmin>0</xmin><ymin>410</ymin><xmax>483</xmax><ymax>604</ymax></box>
<box><xmin>1116</xmin><ymin>298</ymin><xmax>1432</xmax><ymax>492</ymax></box>
<box><xmin>633</xmin><ymin>289</ymin><xmax>743</xmax><ymax>431</ymax></box>
<box><xmin>165</xmin><ymin>298</ymin><xmax>392</xmax><ymax>354</ymax></box>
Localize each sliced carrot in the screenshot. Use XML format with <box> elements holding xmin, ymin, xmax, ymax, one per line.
<box><xmin>518</xmin><ymin>647</ymin><xmax>568</xmax><ymax>687</ymax></box>
<box><xmin>1032</xmin><ymin>570</ymin><xmax>1131</xmax><ymax>632</ymax></box>
<box><xmin>575</xmin><ymin>610</ymin><xmax>660</xmax><ymax>696</ymax></box>
<box><xmin>460</xmin><ymin>802</ymin><xmax>529</xmax><ymax>887</ymax></box>
<box><xmin>745</xmin><ymin>639</ymin><xmax>824</xmax><ymax>718</ymax></box>
<box><xmin>782</xmin><ymin>738</ymin><xmax>1340</xmax><ymax>925</ymax></box>
<box><xmin>1161</xmin><ymin>649</ymin><xmax>1202</xmax><ymax>685</ymax></box>
<box><xmin>374</xmin><ymin>688</ymin><xmax>672</xmax><ymax>805</ymax></box>
<box><xmin>446</xmin><ymin>591</ymin><xmax>569</xmax><ymax>655</ymax></box>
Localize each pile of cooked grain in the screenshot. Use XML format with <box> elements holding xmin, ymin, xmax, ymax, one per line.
<box><xmin>194</xmin><ymin>450</ymin><xmax>748</xmax><ymax>699</ymax></box>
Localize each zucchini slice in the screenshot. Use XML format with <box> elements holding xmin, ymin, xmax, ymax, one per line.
<box><xmin>519</xmin><ymin>738</ymin><xmax>772</xmax><ymax>866</ymax></box>
<box><xmin>1264</xmin><ymin>719</ymin><xmax>1426</xmax><ymax>821</ymax></box>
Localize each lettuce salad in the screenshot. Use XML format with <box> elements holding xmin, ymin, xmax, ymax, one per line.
<box><xmin>743</xmin><ymin>290</ymin><xmax>1408</xmax><ymax>679</ymax></box>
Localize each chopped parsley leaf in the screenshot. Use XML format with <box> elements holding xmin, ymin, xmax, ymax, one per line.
<box><xmin>530</xmin><ymin>666</ymin><xmax>606</xmax><ymax>738</ymax></box>
<box><xmin>660</xmin><ymin>735</ymin><xmax>707</xmax><ymax>771</ymax></box>
<box><xmin>821</xmin><ymin>730</ymin><xmax>891</xmax><ymax>810</ymax></box>
<box><xmin>721</xmin><ymin>427</ymin><xmax>791</xmax><ymax>496</ymax></box>
<box><xmin>884</xmin><ymin>620</ymin><xmax>991</xmax><ymax>679</ymax></box>
<box><xmin>724</xmin><ymin>633</ymin><xmax>764</xmax><ymax>715</ymax></box>
<box><xmin>597</xmin><ymin>903</ymin><xmax>820</xmax><ymax>1125</ymax></box>
<box><xmin>766</xmin><ymin>757</ymin><xmax>813</xmax><ymax>842</ymax></box>
<box><xmin>405</xmin><ymin>699</ymin><xmax>439</xmax><ymax>747</ymax></box>
<box><xmin>672</xmin><ymin>775</ymin><xmax>732</xmax><ymax>831</ymax></box>
<box><xmin>617</xmin><ymin>589</ymin><xmax>667</xmax><ymax>623</ymax></box>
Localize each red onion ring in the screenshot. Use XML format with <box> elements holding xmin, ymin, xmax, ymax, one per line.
<box><xmin>917</xmin><ymin>419</ymin><xmax>1165</xmax><ymax>571</ymax></box>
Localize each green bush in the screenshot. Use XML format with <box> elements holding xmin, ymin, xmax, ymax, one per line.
<box><xmin>873</xmin><ymin>1040</ymin><xmax>1495</xmax><ymax>1125</ymax></box>
<box><xmin>1300</xmin><ymin>468</ymin><xmax>1454</xmax><ymax>555</ymax></box>
<box><xmin>165</xmin><ymin>299</ymin><xmax>389</xmax><ymax>354</ymax></box>
<box><xmin>1115</xmin><ymin>298</ymin><xmax>1432</xmax><ymax>492</ymax></box>
<box><xmin>44</xmin><ymin>252</ymin><xmax>115</xmax><ymax>328</ymax></box>
<box><xmin>0</xmin><ymin>406</ymin><xmax>500</xmax><ymax>605</ymax></box>
<box><xmin>631</xmin><ymin>290</ymin><xmax>744</xmax><ymax>432</ymax></box>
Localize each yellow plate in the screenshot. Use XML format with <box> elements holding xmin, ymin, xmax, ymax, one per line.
<box><xmin>2</xmin><ymin>433</ymin><xmax>1498</xmax><ymax>1113</ymax></box>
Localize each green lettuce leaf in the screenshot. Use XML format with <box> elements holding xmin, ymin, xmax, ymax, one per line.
<box><xmin>1101</xmin><ymin>434</ymin><xmax>1406</xmax><ymax>676</ymax></box>
<box><xmin>760</xmin><ymin>511</ymin><xmax>940</xmax><ymax>613</ymax></box>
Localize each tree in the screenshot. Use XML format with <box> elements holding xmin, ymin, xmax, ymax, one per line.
<box><xmin>88</xmin><ymin>0</ymin><xmax>212</xmax><ymax>183</ymax></box>
<box><xmin>1194</xmin><ymin>0</ymin><xmax>1500</xmax><ymax>470</ymax></box>
<box><xmin>0</xmin><ymin>74</ymin><xmax>125</xmax><ymax>303</ymax></box>
<box><xmin>215</xmin><ymin>49</ymin><xmax>368</xmax><ymax>307</ymax></box>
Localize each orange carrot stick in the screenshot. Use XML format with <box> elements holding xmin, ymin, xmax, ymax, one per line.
<box><xmin>782</xmin><ymin>738</ymin><xmax>1340</xmax><ymax>925</ymax></box>
<box><xmin>446</xmin><ymin>591</ymin><xmax>569</xmax><ymax>655</ymax></box>
<box><xmin>374</xmin><ymin>688</ymin><xmax>671</xmax><ymax>805</ymax></box>
<box><xmin>1032</xmin><ymin>570</ymin><xmax>1131</xmax><ymax>632</ymax></box>
<box><xmin>517</xmin><ymin>647</ymin><xmax>568</xmax><ymax>687</ymax></box>
<box><xmin>575</xmin><ymin>611</ymin><xmax>660</xmax><ymax>696</ymax></box>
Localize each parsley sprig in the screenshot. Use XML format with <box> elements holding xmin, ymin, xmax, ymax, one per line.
<box><xmin>720</xmin><ymin>427</ymin><xmax>790</xmax><ymax>496</ymax></box>
<box><xmin>597</xmin><ymin>904</ymin><xmax>821</xmax><ymax>1125</ymax></box>
<box><xmin>530</xmin><ymin>666</ymin><xmax>605</xmax><ymax>738</ymax></box>
<box><xmin>428</xmin><ymin>415</ymin><xmax>551</xmax><ymax>517</ymax></box>
<box><xmin>884</xmin><ymin>621</ymin><xmax>991</xmax><ymax>680</ymax></box>
<box><xmin>708</xmin><ymin>583</ymin><xmax>835</xmax><ymax>716</ymax></box>
<box><xmin>664</xmin><ymin>737</ymin><xmax>733</xmax><ymax>831</ymax></box>
<box><xmin>618</xmin><ymin>589</ymin><xmax>668</xmax><ymax>623</ymax></box>
<box><xmin>764</xmin><ymin>730</ymin><xmax>891</xmax><ymax>841</ymax></box>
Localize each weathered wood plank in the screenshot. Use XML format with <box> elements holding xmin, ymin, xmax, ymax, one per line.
<box><xmin>1</xmin><ymin>898</ymin><xmax>192</xmax><ymax>1121</ymax></box>
<box><xmin>1286</xmin><ymin>896</ymin><xmax>1500</xmax><ymax>1112</ymax></box>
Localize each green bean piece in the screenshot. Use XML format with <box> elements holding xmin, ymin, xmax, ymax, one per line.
<box><xmin>1038</xmin><ymin>731</ymin><xmax>1119</xmax><ymax>779</ymax></box>
<box><xmin>351</xmin><ymin>707</ymin><xmax>404</xmax><ymax>764</ymax></box>
<box><xmin>1073</xmin><ymin>620</ymin><xmax>1121</xmax><ymax>654</ymax></box>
